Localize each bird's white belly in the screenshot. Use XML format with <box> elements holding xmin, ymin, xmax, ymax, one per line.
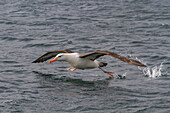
<box><xmin>69</xmin><ymin>58</ymin><xmax>98</xmax><ymax>69</ymax></box>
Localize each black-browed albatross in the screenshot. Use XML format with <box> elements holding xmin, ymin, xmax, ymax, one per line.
<box><xmin>32</xmin><ymin>49</ymin><xmax>146</xmax><ymax>76</ymax></box>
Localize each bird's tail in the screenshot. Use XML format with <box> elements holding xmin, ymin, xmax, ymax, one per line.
<box><xmin>99</xmin><ymin>62</ymin><xmax>108</xmax><ymax>67</ymax></box>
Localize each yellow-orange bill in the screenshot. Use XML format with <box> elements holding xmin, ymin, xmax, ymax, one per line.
<box><xmin>49</xmin><ymin>58</ymin><xmax>57</xmax><ymax>64</ymax></box>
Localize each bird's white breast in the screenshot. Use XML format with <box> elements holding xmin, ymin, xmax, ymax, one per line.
<box><xmin>65</xmin><ymin>53</ymin><xmax>99</xmax><ymax>69</ymax></box>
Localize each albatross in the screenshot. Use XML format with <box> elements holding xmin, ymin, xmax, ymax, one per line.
<box><xmin>32</xmin><ymin>49</ymin><xmax>146</xmax><ymax>76</ymax></box>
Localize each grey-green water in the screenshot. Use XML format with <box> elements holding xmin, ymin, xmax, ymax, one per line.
<box><xmin>0</xmin><ymin>0</ymin><xmax>170</xmax><ymax>112</ymax></box>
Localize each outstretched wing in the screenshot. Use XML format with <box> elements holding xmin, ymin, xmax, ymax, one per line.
<box><xmin>32</xmin><ymin>49</ymin><xmax>74</xmax><ymax>63</ymax></box>
<box><xmin>79</xmin><ymin>51</ymin><xmax>146</xmax><ymax>67</ymax></box>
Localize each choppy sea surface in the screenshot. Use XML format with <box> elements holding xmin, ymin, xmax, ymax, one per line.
<box><xmin>0</xmin><ymin>0</ymin><xmax>170</xmax><ymax>112</ymax></box>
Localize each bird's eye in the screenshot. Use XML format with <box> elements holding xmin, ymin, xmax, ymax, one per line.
<box><xmin>58</xmin><ymin>55</ymin><xmax>62</xmax><ymax>58</ymax></box>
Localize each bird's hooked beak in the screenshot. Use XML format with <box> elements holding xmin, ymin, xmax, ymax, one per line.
<box><xmin>49</xmin><ymin>57</ymin><xmax>57</xmax><ymax>64</ymax></box>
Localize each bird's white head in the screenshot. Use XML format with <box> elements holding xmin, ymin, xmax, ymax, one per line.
<box><xmin>56</xmin><ymin>53</ymin><xmax>67</xmax><ymax>61</ymax></box>
<box><xmin>49</xmin><ymin>53</ymin><xmax>66</xmax><ymax>63</ymax></box>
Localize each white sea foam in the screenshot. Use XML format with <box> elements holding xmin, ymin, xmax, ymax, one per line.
<box><xmin>142</xmin><ymin>62</ymin><xmax>164</xmax><ymax>78</ymax></box>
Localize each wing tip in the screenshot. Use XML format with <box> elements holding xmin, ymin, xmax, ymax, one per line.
<box><xmin>32</xmin><ymin>60</ymin><xmax>44</xmax><ymax>63</ymax></box>
<box><xmin>131</xmin><ymin>60</ymin><xmax>147</xmax><ymax>67</ymax></box>
<box><xmin>32</xmin><ymin>60</ymin><xmax>39</xmax><ymax>63</ymax></box>
<box><xmin>139</xmin><ymin>64</ymin><xmax>147</xmax><ymax>67</ymax></box>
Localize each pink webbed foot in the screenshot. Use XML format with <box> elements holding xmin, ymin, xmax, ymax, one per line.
<box><xmin>105</xmin><ymin>72</ymin><xmax>114</xmax><ymax>77</ymax></box>
<box><xmin>67</xmin><ymin>67</ymin><xmax>77</xmax><ymax>71</ymax></box>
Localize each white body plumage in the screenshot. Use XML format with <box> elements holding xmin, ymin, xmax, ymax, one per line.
<box><xmin>56</xmin><ymin>53</ymin><xmax>99</xmax><ymax>69</ymax></box>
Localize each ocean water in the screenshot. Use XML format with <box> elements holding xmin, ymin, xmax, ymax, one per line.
<box><xmin>0</xmin><ymin>0</ymin><xmax>170</xmax><ymax>112</ymax></box>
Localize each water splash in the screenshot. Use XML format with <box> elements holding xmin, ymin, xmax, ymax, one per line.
<box><xmin>142</xmin><ymin>62</ymin><xmax>164</xmax><ymax>78</ymax></box>
<box><xmin>133</xmin><ymin>55</ymin><xmax>166</xmax><ymax>78</ymax></box>
<box><xmin>115</xmin><ymin>72</ymin><xmax>127</xmax><ymax>79</ymax></box>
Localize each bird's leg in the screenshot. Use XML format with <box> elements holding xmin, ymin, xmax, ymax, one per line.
<box><xmin>67</xmin><ymin>67</ymin><xmax>77</xmax><ymax>71</ymax></box>
<box><xmin>98</xmin><ymin>67</ymin><xmax>114</xmax><ymax>76</ymax></box>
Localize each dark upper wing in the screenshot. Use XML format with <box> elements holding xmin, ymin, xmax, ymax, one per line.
<box><xmin>79</xmin><ymin>51</ymin><xmax>146</xmax><ymax>67</ymax></box>
<box><xmin>32</xmin><ymin>49</ymin><xmax>74</xmax><ymax>63</ymax></box>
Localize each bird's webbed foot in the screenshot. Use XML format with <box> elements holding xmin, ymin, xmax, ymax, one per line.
<box><xmin>67</xmin><ymin>67</ymin><xmax>77</xmax><ymax>71</ymax></box>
